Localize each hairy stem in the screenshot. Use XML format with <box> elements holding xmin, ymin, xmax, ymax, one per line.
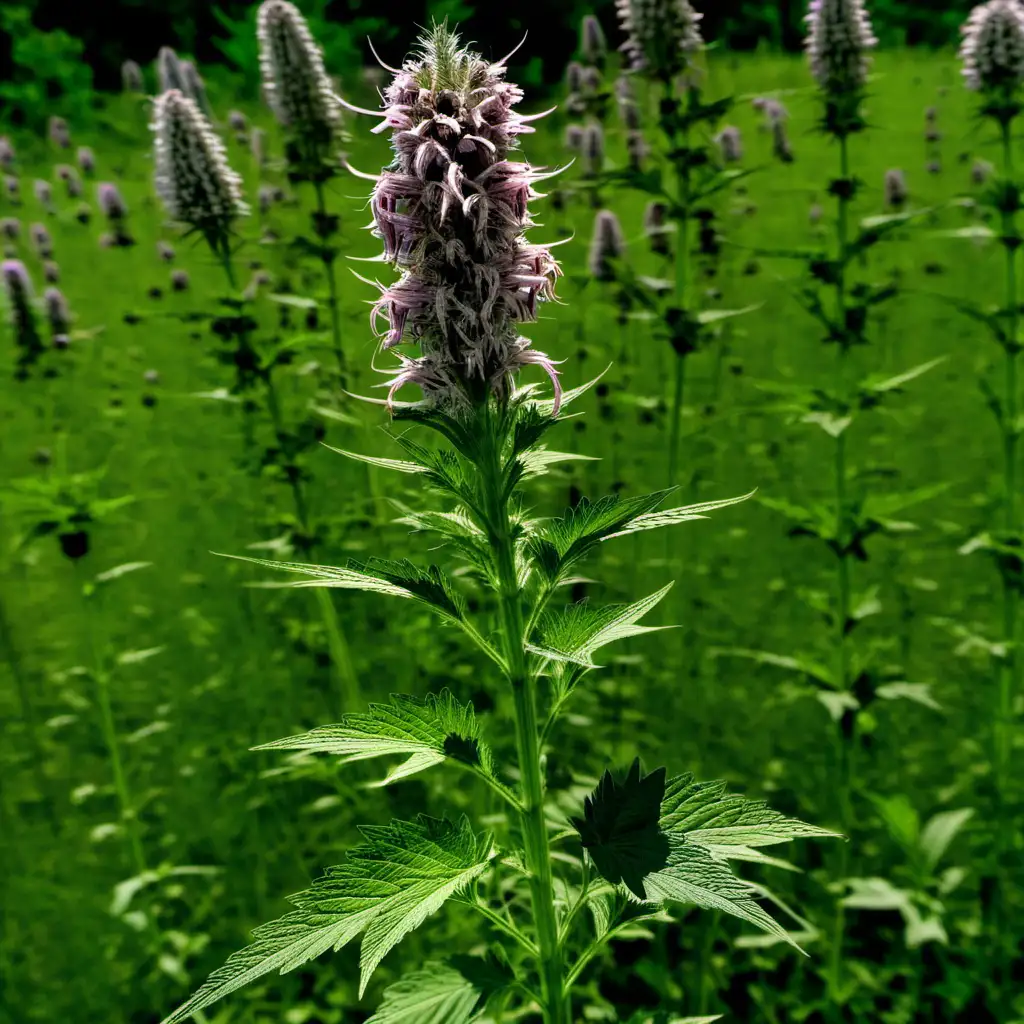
<box><xmin>480</xmin><ymin>403</ymin><xmax>567</xmax><ymax>1024</ymax></box>
<box><xmin>312</xmin><ymin>181</ymin><xmax>346</xmax><ymax>383</ymax></box>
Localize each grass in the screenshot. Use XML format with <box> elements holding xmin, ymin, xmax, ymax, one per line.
<box><xmin>0</xmin><ymin>46</ymin><xmax>1019</xmax><ymax>1023</ymax></box>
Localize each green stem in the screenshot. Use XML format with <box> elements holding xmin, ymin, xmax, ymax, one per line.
<box><xmin>829</xmin><ymin>131</ymin><xmax>853</xmax><ymax>1013</ymax></box>
<box><xmin>264</xmin><ymin>373</ymin><xmax>360</xmax><ymax>713</ymax></box>
<box><xmin>82</xmin><ymin>582</ymin><xmax>146</xmax><ymax>875</ymax></box>
<box><xmin>313</xmin><ymin>181</ymin><xmax>346</xmax><ymax>383</ymax></box>
<box><xmin>667</xmin><ymin>82</ymin><xmax>692</xmax><ymax>486</ymax></box>
<box><xmin>668</xmin><ymin>354</ymin><xmax>687</xmax><ymax>485</ymax></box>
<box><xmin>479</xmin><ymin>403</ymin><xmax>567</xmax><ymax>1024</ymax></box>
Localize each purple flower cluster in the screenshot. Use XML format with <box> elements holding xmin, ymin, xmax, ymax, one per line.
<box><xmin>616</xmin><ymin>0</ymin><xmax>703</xmax><ymax>79</ymax></box>
<box><xmin>804</xmin><ymin>0</ymin><xmax>877</xmax><ymax>95</ymax></box>
<box><xmin>362</xmin><ymin>25</ymin><xmax>561</xmax><ymax>412</ymax></box>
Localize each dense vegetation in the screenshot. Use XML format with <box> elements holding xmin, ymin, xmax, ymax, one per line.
<box><xmin>1</xmin><ymin>2</ymin><xmax>1022</xmax><ymax>1022</ymax></box>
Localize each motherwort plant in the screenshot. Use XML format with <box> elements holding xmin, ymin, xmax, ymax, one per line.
<box><xmin>160</xmin><ymin>25</ymin><xmax>835</xmax><ymax>1024</ymax></box>
<box><xmin>611</xmin><ymin>0</ymin><xmax>752</xmax><ymax>484</ymax></box>
<box><xmin>151</xmin><ymin>86</ymin><xmax>359</xmax><ymax>712</ymax></box>
<box><xmin>257</xmin><ymin>0</ymin><xmax>348</xmax><ymax>378</ymax></box>
<box><xmin>721</xmin><ymin>0</ymin><xmax>945</xmax><ymax>1013</ymax></box>
<box><xmin>955</xmin><ymin>0</ymin><xmax>1024</xmax><ymax>1004</ymax></box>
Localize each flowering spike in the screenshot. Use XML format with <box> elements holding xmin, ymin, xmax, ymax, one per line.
<box><xmin>49</xmin><ymin>117</ymin><xmax>70</xmax><ymax>150</ymax></box>
<box><xmin>715</xmin><ymin>125</ymin><xmax>743</xmax><ymax>163</ymax></box>
<box><xmin>157</xmin><ymin>47</ymin><xmax>188</xmax><ymax>94</ymax></box>
<box><xmin>257</xmin><ymin>0</ymin><xmax>343</xmax><ymax>176</ymax></box>
<box><xmin>644</xmin><ymin>200</ymin><xmax>672</xmax><ymax>256</ymax></box>
<box><xmin>152</xmin><ymin>90</ymin><xmax>248</xmax><ymax>253</ymax></box>
<box><xmin>2</xmin><ymin>259</ymin><xmax>43</xmax><ymax>376</ymax></box>
<box><xmin>171</xmin><ymin>268</ymin><xmax>190</xmax><ymax>292</ymax></box>
<box><xmin>123</xmin><ymin>60</ymin><xmax>144</xmax><ymax>93</ymax></box>
<box><xmin>566</xmin><ymin>60</ymin><xmax>585</xmax><ymax>93</ymax></box>
<box><xmin>804</xmin><ymin>0</ymin><xmax>877</xmax><ymax>96</ymax></box>
<box><xmin>30</xmin><ymin>223</ymin><xmax>53</xmax><ymax>258</ymax></box>
<box><xmin>960</xmin><ymin>0</ymin><xmax>1024</xmax><ymax>93</ymax></box>
<box><xmin>583</xmin><ymin>122</ymin><xmax>604</xmax><ymax>175</ymax></box>
<box><xmin>180</xmin><ymin>60</ymin><xmax>213</xmax><ymax>117</ymax></box>
<box><xmin>229</xmin><ymin>110</ymin><xmax>248</xmax><ymax>132</ymax></box>
<box><xmin>0</xmin><ymin>218</ymin><xmax>20</xmax><ymax>241</ymax></box>
<box><xmin>43</xmin><ymin>286</ymin><xmax>71</xmax><ymax>336</ymax></box>
<box><xmin>883</xmin><ymin>168</ymin><xmax>908</xmax><ymax>208</ymax></box>
<box><xmin>772</xmin><ymin>119</ymin><xmax>794</xmax><ymax>163</ymax></box>
<box><xmin>581</xmin><ymin>15</ymin><xmax>607</xmax><ymax>64</ymax></box>
<box><xmin>4</xmin><ymin>176</ymin><xmax>19</xmax><ymax>200</ymax></box>
<box><xmin>626</xmin><ymin>129</ymin><xmax>649</xmax><ymax>171</ymax></box>
<box><xmin>33</xmin><ymin>179</ymin><xmax>53</xmax><ymax>209</ymax></box>
<box><xmin>616</xmin><ymin>0</ymin><xmax>704</xmax><ymax>79</ymax></box>
<box><xmin>77</xmin><ymin>146</ymin><xmax>95</xmax><ymax>175</ymax></box>
<box><xmin>0</xmin><ymin>137</ymin><xmax>14</xmax><ymax>170</ymax></box>
<box><xmin>589</xmin><ymin>209</ymin><xmax>625</xmax><ymax>281</ymax></box>
<box><xmin>367</xmin><ymin>22</ymin><xmax>561</xmax><ymax>413</ymax></box>
<box><xmin>44</xmin><ymin>260</ymin><xmax>60</xmax><ymax>283</ymax></box>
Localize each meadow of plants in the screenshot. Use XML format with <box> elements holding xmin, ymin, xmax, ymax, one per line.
<box><xmin>1</xmin><ymin>0</ymin><xmax>1023</xmax><ymax>1021</ymax></box>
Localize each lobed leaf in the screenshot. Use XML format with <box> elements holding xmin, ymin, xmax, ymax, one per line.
<box><xmin>528</xmin><ymin>585</ymin><xmax>674</xmax><ymax>668</ymax></box>
<box><xmin>255</xmin><ymin>691</ymin><xmax>497</xmax><ymax>786</ymax></box>
<box><xmin>160</xmin><ymin>816</ymin><xmax>493</xmax><ymax>1023</ymax></box>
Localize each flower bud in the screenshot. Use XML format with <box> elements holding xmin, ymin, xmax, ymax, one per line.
<box><xmin>171</xmin><ymin>268</ymin><xmax>190</xmax><ymax>291</ymax></box>
<box><xmin>589</xmin><ymin>209</ymin><xmax>625</xmax><ymax>281</ymax></box>
<box><xmin>43</xmin><ymin>286</ymin><xmax>71</xmax><ymax>336</ymax></box>
<box><xmin>30</xmin><ymin>223</ymin><xmax>53</xmax><ymax>258</ymax></box>
<box><xmin>715</xmin><ymin>125</ymin><xmax>743</xmax><ymax>162</ymax></box>
<box><xmin>644</xmin><ymin>200</ymin><xmax>672</xmax><ymax>256</ymax></box>
<box><xmin>123</xmin><ymin>60</ymin><xmax>144</xmax><ymax>93</ymax></box>
<box><xmin>49</xmin><ymin>117</ymin><xmax>70</xmax><ymax>150</ymax></box>
<box><xmin>44</xmin><ymin>260</ymin><xmax>60</xmax><ymax>283</ymax></box>
<box><xmin>157</xmin><ymin>240</ymin><xmax>176</xmax><ymax>262</ymax></box>
<box><xmin>34</xmin><ymin>179</ymin><xmax>53</xmax><ymax>210</ymax></box>
<box><xmin>157</xmin><ymin>46</ymin><xmax>188</xmax><ymax>94</ymax></box>
<box><xmin>0</xmin><ymin>137</ymin><xmax>14</xmax><ymax>170</ymax></box>
<box><xmin>77</xmin><ymin>147</ymin><xmax>95</xmax><ymax>175</ymax></box>
<box><xmin>884</xmin><ymin>168</ymin><xmax>908</xmax><ymax>208</ymax></box>
<box><xmin>581</xmin><ymin>15</ymin><xmax>607</xmax><ymax>64</ymax></box>
<box><xmin>0</xmin><ymin>217</ymin><xmax>20</xmax><ymax>241</ymax></box>
<box><xmin>229</xmin><ymin>110</ymin><xmax>248</xmax><ymax>131</ymax></box>
<box><xmin>180</xmin><ymin>60</ymin><xmax>212</xmax><ymax>117</ymax></box>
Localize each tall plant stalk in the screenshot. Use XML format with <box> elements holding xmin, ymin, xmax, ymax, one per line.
<box><xmin>480</xmin><ymin>404</ymin><xmax>567</xmax><ymax>1024</ymax></box>
<box><xmin>995</xmin><ymin>118</ymin><xmax>1019</xmax><ymax>828</ymax></box>
<box><xmin>312</xmin><ymin>180</ymin><xmax>346</xmax><ymax>382</ymax></box>
<box><xmin>81</xmin><ymin>579</ymin><xmax>146</xmax><ymax>875</ymax></box>
<box><xmin>218</xmin><ymin>249</ymin><xmax>360</xmax><ymax>712</ymax></box>
<box><xmin>828</xmin><ymin>132</ymin><xmax>853</xmax><ymax>1007</ymax></box>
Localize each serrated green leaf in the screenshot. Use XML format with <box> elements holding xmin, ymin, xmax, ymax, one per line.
<box><xmin>528</xmin><ymin>585</ymin><xmax>674</xmax><ymax>668</ymax></box>
<box><xmin>255</xmin><ymin>691</ymin><xmax>497</xmax><ymax>786</ymax></box>
<box><xmin>323</xmin><ymin>444</ymin><xmax>427</xmax><ymax>475</ymax></box>
<box><xmin>219</xmin><ymin>553</ymin><xmax>466</xmax><ymax>623</ymax></box>
<box><xmin>602</xmin><ymin>490</ymin><xmax>755</xmax><ymax>540</ymax></box>
<box><xmin>95</xmin><ymin>561</ymin><xmax>153</xmax><ymax>583</ymax></box>
<box><xmin>696</xmin><ymin>304</ymin><xmax>761</xmax><ymax>325</ymax></box>
<box><xmin>572</xmin><ymin>760</ymin><xmax>669</xmax><ymax>900</ymax></box>
<box><xmin>365</xmin><ymin>957</ymin><xmax>511</xmax><ymax>1024</ymax></box>
<box><xmin>660</xmin><ymin>775</ymin><xmax>841</xmax><ymax>848</ymax></box>
<box><xmin>861</xmin><ymin>358</ymin><xmax>945</xmax><ymax>396</ymax></box>
<box><xmin>161</xmin><ymin>816</ymin><xmax>492</xmax><ymax>1023</ymax></box>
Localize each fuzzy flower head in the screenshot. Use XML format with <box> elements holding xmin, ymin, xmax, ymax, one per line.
<box><xmin>2</xmin><ymin>259</ymin><xmax>43</xmax><ymax>374</ymax></box>
<box><xmin>43</xmin><ymin>286</ymin><xmax>71</xmax><ymax>336</ymax></box>
<box><xmin>0</xmin><ymin>137</ymin><xmax>13</xmax><ymax>170</ymax></box>
<box><xmin>616</xmin><ymin>0</ymin><xmax>704</xmax><ymax>79</ymax></box>
<box><xmin>583</xmin><ymin>122</ymin><xmax>605</xmax><ymax>175</ymax></box>
<box><xmin>257</xmin><ymin>0</ymin><xmax>343</xmax><ymax>175</ymax></box>
<box><xmin>152</xmin><ymin>90</ymin><xmax>248</xmax><ymax>251</ymax></box>
<box><xmin>804</xmin><ymin>0</ymin><xmax>877</xmax><ymax>96</ymax></box>
<box><xmin>30</xmin><ymin>223</ymin><xmax>52</xmax><ymax>258</ymax></box>
<box><xmin>123</xmin><ymin>60</ymin><xmax>144</xmax><ymax>93</ymax></box>
<box><xmin>589</xmin><ymin>209</ymin><xmax>626</xmax><ymax>281</ymax></box>
<box><xmin>97</xmin><ymin>182</ymin><xmax>127</xmax><ymax>221</ymax></box>
<box><xmin>960</xmin><ymin>0</ymin><xmax>1024</xmax><ymax>94</ymax></box>
<box><xmin>363</xmin><ymin>23</ymin><xmax>561</xmax><ymax>413</ymax></box>
<box><xmin>49</xmin><ymin>117</ymin><xmax>70</xmax><ymax>149</ymax></box>
<box><xmin>77</xmin><ymin>147</ymin><xmax>95</xmax><ymax>175</ymax></box>
<box><xmin>581</xmin><ymin>15</ymin><xmax>607</xmax><ymax>64</ymax></box>
<box><xmin>884</xmin><ymin>167</ymin><xmax>908</xmax><ymax>208</ymax></box>
<box><xmin>715</xmin><ymin>125</ymin><xmax>743</xmax><ymax>162</ymax></box>
<box><xmin>157</xmin><ymin>47</ymin><xmax>188</xmax><ymax>94</ymax></box>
